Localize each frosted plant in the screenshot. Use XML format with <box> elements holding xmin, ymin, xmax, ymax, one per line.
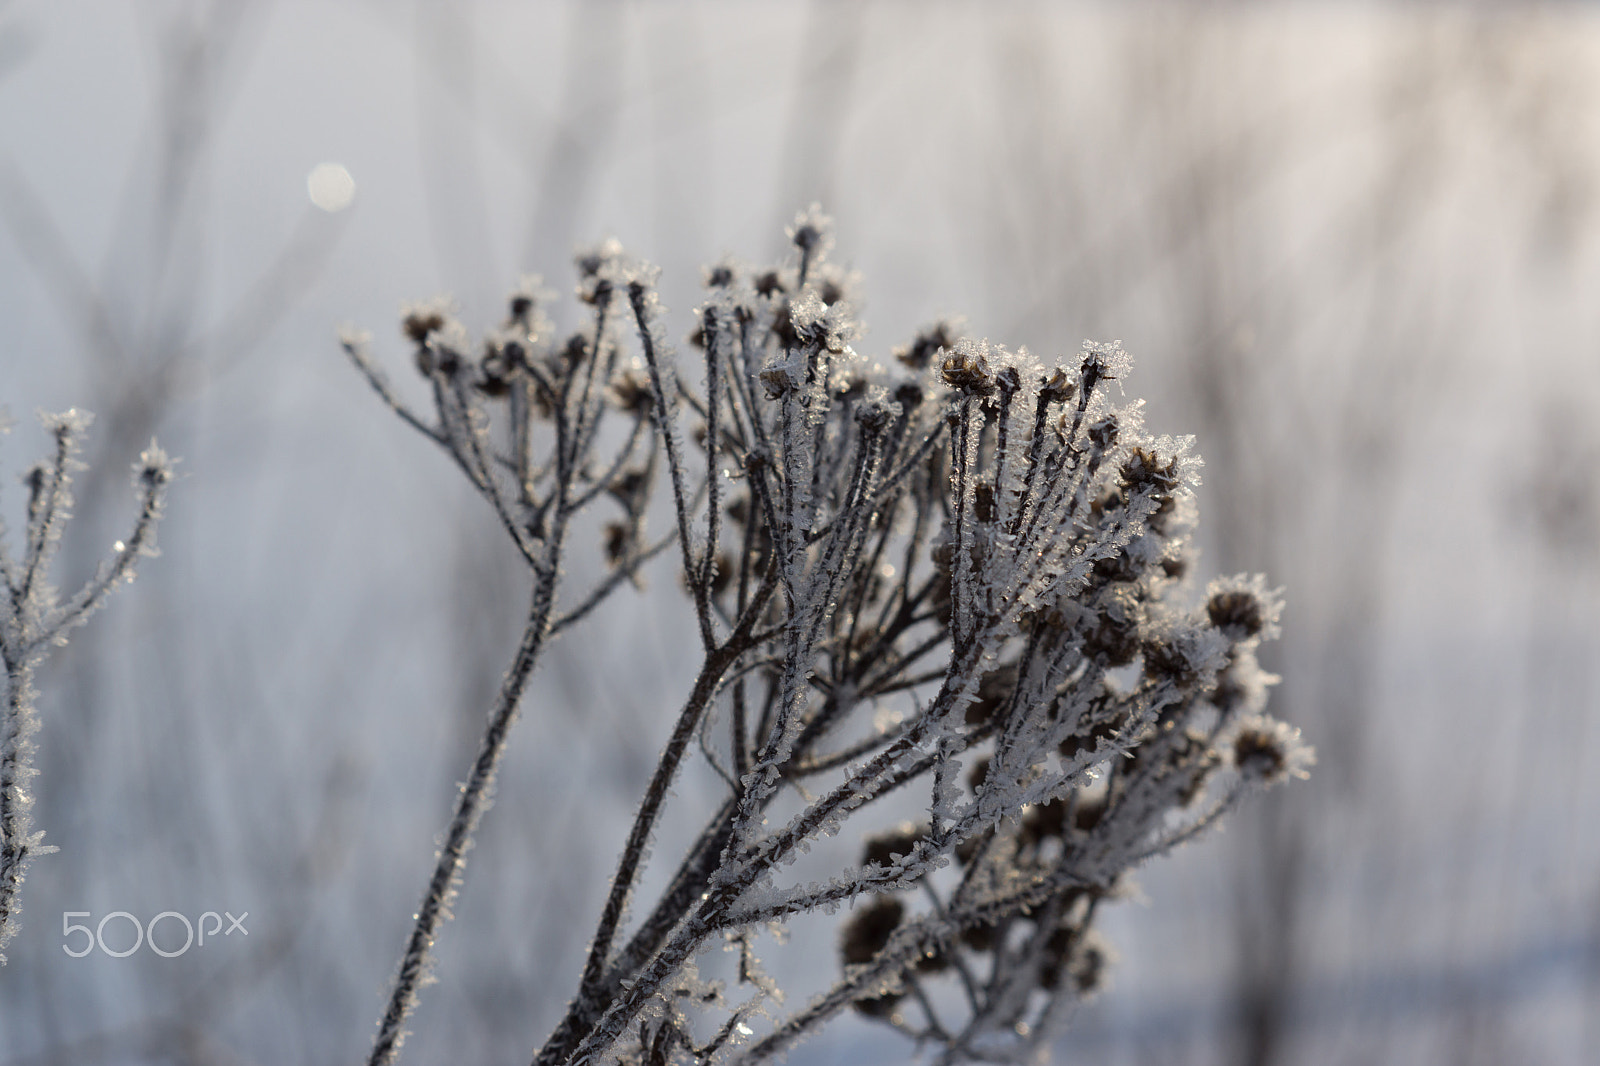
<box><xmin>343</xmin><ymin>257</ymin><xmax>675</xmax><ymax>1065</ymax></box>
<box><xmin>350</xmin><ymin>208</ymin><xmax>1310</xmax><ymax>1064</ymax></box>
<box><xmin>0</xmin><ymin>411</ymin><xmax>172</xmax><ymax>964</ymax></box>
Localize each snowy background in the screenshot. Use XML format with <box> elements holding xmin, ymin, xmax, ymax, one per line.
<box><xmin>2</xmin><ymin>1</ymin><xmax>1599</xmax><ymax>1063</ymax></box>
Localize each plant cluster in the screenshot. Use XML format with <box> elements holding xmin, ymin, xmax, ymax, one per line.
<box><xmin>345</xmin><ymin>208</ymin><xmax>1310</xmax><ymax>1065</ymax></box>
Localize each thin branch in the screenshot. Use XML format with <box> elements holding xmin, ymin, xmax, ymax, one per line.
<box><xmin>546</xmin><ymin>531</ymin><xmax>676</xmax><ymax>636</ymax></box>
<box><xmin>339</xmin><ymin>334</ymin><xmax>448</xmax><ymax>447</ymax></box>
<box><xmin>574</xmin><ymin>561</ymin><xmax>779</xmax><ymax>1010</ymax></box>
<box><xmin>627</xmin><ymin>279</ymin><xmax>715</xmax><ymax>651</ymax></box>
<box><xmin>368</xmin><ymin>561</ymin><xmax>561</xmax><ymax>1066</ymax></box>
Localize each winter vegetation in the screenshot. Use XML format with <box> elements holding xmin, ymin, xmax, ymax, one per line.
<box><xmin>0</xmin><ymin>414</ymin><xmax>170</xmax><ymax>965</ymax></box>
<box><xmin>345</xmin><ymin>209</ymin><xmax>1309</xmax><ymax>1063</ymax></box>
<box><xmin>3</xmin><ymin>3</ymin><xmax>1600</xmax><ymax>1065</ymax></box>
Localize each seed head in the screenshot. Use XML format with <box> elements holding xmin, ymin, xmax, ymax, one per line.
<box><xmin>135</xmin><ymin>442</ymin><xmax>173</xmax><ymax>490</ymax></box>
<box><xmin>1205</xmin><ymin>574</ymin><xmax>1284</xmax><ymax>642</ymax></box>
<box><xmin>1082</xmin><ymin>589</ymin><xmax>1142</xmax><ymax>667</ymax></box>
<box><xmin>895</xmin><ymin>319</ymin><xmax>964</xmax><ymax>370</ymax></box>
<box><xmin>787</xmin><ymin>290</ymin><xmax>855</xmax><ymax>353</ymax></box>
<box><xmin>854</xmin><ymin>395</ymin><xmax>896</xmax><ymax>432</ymax></box>
<box><xmin>813</xmin><ymin>263</ymin><xmax>856</xmax><ymax>306</ymax></box>
<box><xmin>841</xmin><ymin>896</ymin><xmax>904</xmax><ymax>966</ymax></box>
<box><xmin>603</xmin><ymin>522</ymin><xmax>630</xmax><ymax>567</ymax></box>
<box><xmin>1120</xmin><ymin>447</ymin><xmax>1181</xmax><ymax>495</ymax></box>
<box><xmin>787</xmin><ymin>203</ymin><xmax>834</xmax><ymax>260</ymax></box>
<box><xmin>754</xmin><ymin>269</ymin><xmax>786</xmax><ymax>297</ymax></box>
<box><xmin>477</xmin><ymin>338</ymin><xmax>514</xmax><ymax>397</ymax></box>
<box><xmin>1087</xmin><ymin>414</ymin><xmax>1119</xmax><ymax>451</ymax></box>
<box><xmin>1209</xmin><ymin>591</ymin><xmax>1262</xmax><ymax>639</ymax></box>
<box><xmin>401</xmin><ymin>297</ymin><xmax>453</xmax><ymax>346</ymax></box>
<box><xmin>506</xmin><ymin>275</ymin><xmax>550</xmax><ymax>328</ymax></box>
<box><xmin>861</xmin><ymin>822</ymin><xmax>928</xmax><ymax>869</ymax></box>
<box><xmin>1142</xmin><ymin>620</ymin><xmax>1229</xmax><ymax>690</ymax></box>
<box><xmin>1230</xmin><ymin>715</ymin><xmax>1314</xmax><ymax>785</ymax></box>
<box><xmin>940</xmin><ymin>340</ymin><xmax>997</xmax><ymax>395</ymax></box>
<box><xmin>1039</xmin><ymin>366</ymin><xmax>1077</xmax><ymax>404</ymax></box>
<box><xmin>608</xmin><ymin>369</ymin><xmax>655</xmax><ymax>415</ymax></box>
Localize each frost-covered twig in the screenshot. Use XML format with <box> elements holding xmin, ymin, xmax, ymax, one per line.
<box><xmin>0</xmin><ymin>411</ymin><xmax>172</xmax><ymax>964</ymax></box>
<box><xmin>347</xmin><ymin>259</ymin><xmax>679</xmax><ymax>1066</ymax></box>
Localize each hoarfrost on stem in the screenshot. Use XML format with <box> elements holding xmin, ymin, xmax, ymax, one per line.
<box><xmin>0</xmin><ymin>412</ymin><xmax>172</xmax><ymax>963</ymax></box>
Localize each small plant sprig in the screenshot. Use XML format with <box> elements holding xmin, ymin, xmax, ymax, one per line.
<box><xmin>342</xmin><ymin>254</ymin><xmax>677</xmax><ymax>1066</ymax></box>
<box><xmin>0</xmin><ymin>410</ymin><xmax>172</xmax><ymax>964</ymax></box>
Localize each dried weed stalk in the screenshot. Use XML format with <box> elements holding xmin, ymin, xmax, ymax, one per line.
<box><xmin>0</xmin><ymin>411</ymin><xmax>172</xmax><ymax>963</ymax></box>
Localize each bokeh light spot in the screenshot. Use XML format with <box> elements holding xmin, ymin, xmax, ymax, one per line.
<box><xmin>307</xmin><ymin>162</ymin><xmax>355</xmax><ymax>213</ymax></box>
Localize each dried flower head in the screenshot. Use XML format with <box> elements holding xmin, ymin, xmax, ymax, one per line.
<box><xmin>841</xmin><ymin>896</ymin><xmax>905</xmax><ymax>966</ymax></box>
<box><xmin>940</xmin><ymin>338</ymin><xmax>999</xmax><ymax>394</ymax></box>
<box><xmin>608</xmin><ymin>369</ymin><xmax>655</xmax><ymax>414</ymax></box>
<box><xmin>1205</xmin><ymin>573</ymin><xmax>1285</xmax><ymax>643</ymax></box>
<box><xmin>506</xmin><ymin>275</ymin><xmax>552</xmax><ymax>329</ymax></box>
<box><xmin>895</xmin><ymin>318</ymin><xmax>965</xmax><ymax>370</ymax></box>
<box><xmin>1229</xmin><ymin>715</ymin><xmax>1315</xmax><ymax>785</ymax></box>
<box><xmin>703</xmin><ymin>260</ymin><xmax>739</xmax><ymax>289</ymax></box>
<box><xmin>401</xmin><ymin>296</ymin><xmax>454</xmax><ymax>346</ymax></box>
<box><xmin>861</xmin><ymin>822</ymin><xmax>930</xmax><ymax>870</ymax></box>
<box><xmin>787</xmin><ymin>202</ymin><xmax>835</xmax><ymax>262</ymax></box>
